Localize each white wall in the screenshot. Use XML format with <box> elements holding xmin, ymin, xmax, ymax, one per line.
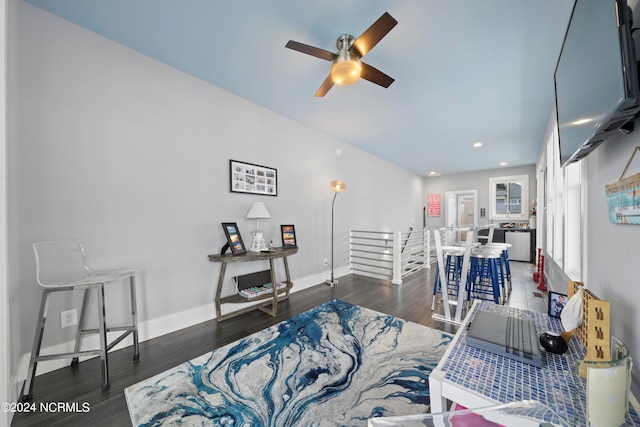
<box><xmin>1</xmin><ymin>1</ymin><xmax>9</xmax><ymax>425</ymax></box>
<box><xmin>8</xmin><ymin>3</ymin><xmax>425</xmax><ymax>395</ymax></box>
<box><xmin>535</xmin><ymin>106</ymin><xmax>640</xmax><ymax>396</ymax></box>
<box><xmin>585</xmin><ymin>131</ymin><xmax>640</xmax><ymax>396</ymax></box>
<box><xmin>423</xmin><ymin>164</ymin><xmax>536</xmax><ymax>229</ymax></box>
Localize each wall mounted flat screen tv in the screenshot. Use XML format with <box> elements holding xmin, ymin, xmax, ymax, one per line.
<box><xmin>555</xmin><ymin>0</ymin><xmax>640</xmax><ymax>167</ymax></box>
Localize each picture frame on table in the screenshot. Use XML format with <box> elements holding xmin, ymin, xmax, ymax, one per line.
<box><xmin>281</xmin><ymin>225</ymin><xmax>297</xmax><ymax>248</ymax></box>
<box><xmin>548</xmin><ymin>291</ymin><xmax>567</xmax><ymax>318</ymax></box>
<box><xmin>230</xmin><ymin>160</ymin><xmax>277</xmax><ymax>196</ymax></box>
<box><xmin>221</xmin><ymin>222</ymin><xmax>247</xmax><ymax>256</ymax></box>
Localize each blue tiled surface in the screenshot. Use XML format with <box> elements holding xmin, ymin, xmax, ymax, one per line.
<box><xmin>440</xmin><ymin>301</ymin><xmax>640</xmax><ymax>426</ymax></box>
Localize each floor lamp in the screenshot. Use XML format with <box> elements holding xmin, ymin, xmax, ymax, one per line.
<box><xmin>326</xmin><ymin>180</ymin><xmax>347</xmax><ymax>287</ymax></box>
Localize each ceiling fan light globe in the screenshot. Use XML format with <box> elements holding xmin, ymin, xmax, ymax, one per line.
<box><xmin>331</xmin><ymin>58</ymin><xmax>361</xmax><ymax>85</ymax></box>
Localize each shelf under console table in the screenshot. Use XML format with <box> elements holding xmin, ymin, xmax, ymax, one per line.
<box><xmin>208</xmin><ymin>247</ymin><xmax>298</xmax><ymax>322</ymax></box>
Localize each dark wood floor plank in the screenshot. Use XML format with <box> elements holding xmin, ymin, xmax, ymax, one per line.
<box><xmin>11</xmin><ymin>263</ymin><xmax>533</xmax><ymax>426</ymax></box>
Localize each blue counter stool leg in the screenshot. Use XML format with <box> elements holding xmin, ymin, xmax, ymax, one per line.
<box><xmin>486</xmin><ymin>242</ymin><xmax>512</xmax><ymax>297</ymax></box>
<box><xmin>467</xmin><ymin>248</ymin><xmax>502</xmax><ymax>305</ymax></box>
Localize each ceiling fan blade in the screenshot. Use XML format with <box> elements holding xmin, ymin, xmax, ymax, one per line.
<box><xmin>360</xmin><ymin>62</ymin><xmax>394</xmax><ymax>88</ymax></box>
<box><xmin>314</xmin><ymin>74</ymin><xmax>335</xmax><ymax>97</ymax></box>
<box><xmin>285</xmin><ymin>40</ymin><xmax>337</xmax><ymax>62</ymax></box>
<box><xmin>351</xmin><ymin>12</ymin><xmax>398</xmax><ymax>58</ymax></box>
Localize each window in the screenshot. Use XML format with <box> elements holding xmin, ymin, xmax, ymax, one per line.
<box><xmin>489</xmin><ymin>175</ymin><xmax>529</xmax><ymax>220</ymax></box>
<box><xmin>544</xmin><ymin>123</ymin><xmax>583</xmax><ymax>281</ymax></box>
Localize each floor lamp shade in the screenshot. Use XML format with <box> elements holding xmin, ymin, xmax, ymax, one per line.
<box><xmin>330</xmin><ymin>180</ymin><xmax>347</xmax><ymax>193</ymax></box>
<box><xmin>246</xmin><ymin>202</ymin><xmax>271</xmax><ymax>251</ymax></box>
<box><xmin>327</xmin><ymin>180</ymin><xmax>346</xmax><ymax>287</ymax></box>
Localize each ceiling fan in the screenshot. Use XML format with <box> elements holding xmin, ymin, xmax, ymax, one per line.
<box><xmin>285</xmin><ymin>12</ymin><xmax>398</xmax><ymax>97</ymax></box>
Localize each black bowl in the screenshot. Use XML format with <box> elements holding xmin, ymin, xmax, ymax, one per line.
<box><xmin>539</xmin><ymin>332</ymin><xmax>568</xmax><ymax>354</ymax></box>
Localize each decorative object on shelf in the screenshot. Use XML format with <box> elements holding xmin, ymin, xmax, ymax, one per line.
<box><xmin>538</xmin><ymin>331</ymin><xmax>568</xmax><ymax>355</ymax></box>
<box><xmin>221</xmin><ymin>222</ymin><xmax>247</xmax><ymax>256</ymax></box>
<box><xmin>539</xmin><ymin>286</ymin><xmax>583</xmax><ymax>355</ymax></box>
<box><xmin>326</xmin><ymin>180</ymin><xmax>347</xmax><ymax>287</ymax></box>
<box><xmin>585</xmin><ymin>337</ymin><xmax>631</xmax><ymax>427</ymax></box>
<box><xmin>245</xmin><ymin>202</ymin><xmax>271</xmax><ymax>252</ymax></box>
<box><xmin>230</xmin><ymin>160</ymin><xmax>277</xmax><ymax>196</ymax></box>
<box><xmin>539</xmin><ymin>290</ymin><xmax>570</xmax><ymax>355</ymax></box>
<box><xmin>528</xmin><ymin>199</ymin><xmax>537</xmax><ymax>229</ymax></box>
<box><xmin>565</xmin><ymin>281</ymin><xmax>613</xmax><ymax>378</ymax></box>
<box><xmin>605</xmin><ymin>146</ymin><xmax>640</xmax><ymax>225</ymax></box>
<box><xmin>234</xmin><ymin>269</ymin><xmax>285</xmax><ymax>298</ymax></box>
<box><xmin>208</xmin><ymin>247</ymin><xmax>298</xmax><ymax>321</ymax></box>
<box><xmin>280</xmin><ymin>225</ymin><xmax>297</xmax><ymax>248</ymax></box>
<box><xmin>547</xmin><ymin>291</ymin><xmax>567</xmax><ymax>319</ymax></box>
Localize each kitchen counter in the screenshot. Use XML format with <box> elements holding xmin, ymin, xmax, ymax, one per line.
<box><xmin>479</xmin><ymin>227</ymin><xmax>536</xmax><ymax>263</ymax></box>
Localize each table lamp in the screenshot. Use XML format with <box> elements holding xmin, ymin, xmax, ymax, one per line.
<box><xmin>246</xmin><ymin>202</ymin><xmax>271</xmax><ymax>251</ymax></box>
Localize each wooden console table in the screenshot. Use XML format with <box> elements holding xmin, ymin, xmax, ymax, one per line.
<box><xmin>208</xmin><ymin>247</ymin><xmax>298</xmax><ymax>322</ymax></box>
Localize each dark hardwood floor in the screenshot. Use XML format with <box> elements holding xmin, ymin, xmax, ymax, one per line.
<box><xmin>11</xmin><ymin>262</ymin><xmax>537</xmax><ymax>426</ymax></box>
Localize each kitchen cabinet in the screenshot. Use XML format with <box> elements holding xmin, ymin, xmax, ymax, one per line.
<box><xmin>479</xmin><ymin>228</ymin><xmax>536</xmax><ymax>263</ymax></box>
<box><xmin>505</xmin><ymin>230</ymin><xmax>531</xmax><ymax>262</ymax></box>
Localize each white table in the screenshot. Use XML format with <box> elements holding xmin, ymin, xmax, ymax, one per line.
<box><xmin>431</xmin><ymin>225</ymin><xmax>494</xmax><ymax>324</ymax></box>
<box><xmin>428</xmin><ymin>301</ymin><xmax>640</xmax><ymax>426</ymax></box>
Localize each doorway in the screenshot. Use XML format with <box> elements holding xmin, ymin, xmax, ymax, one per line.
<box><xmin>445</xmin><ymin>190</ymin><xmax>478</xmax><ymax>242</ymax></box>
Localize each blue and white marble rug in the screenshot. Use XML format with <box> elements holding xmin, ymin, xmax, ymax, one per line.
<box><xmin>125</xmin><ymin>300</ymin><xmax>453</xmax><ymax>426</ymax></box>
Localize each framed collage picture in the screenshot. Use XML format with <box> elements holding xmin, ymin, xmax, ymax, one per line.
<box><xmin>281</xmin><ymin>225</ymin><xmax>297</xmax><ymax>248</ymax></box>
<box><xmin>221</xmin><ymin>222</ymin><xmax>247</xmax><ymax>256</ymax></box>
<box><xmin>230</xmin><ymin>160</ymin><xmax>277</xmax><ymax>196</ymax></box>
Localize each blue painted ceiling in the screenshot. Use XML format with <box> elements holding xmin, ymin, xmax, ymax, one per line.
<box><xmin>24</xmin><ymin>0</ymin><xmax>575</xmax><ymax>176</ymax></box>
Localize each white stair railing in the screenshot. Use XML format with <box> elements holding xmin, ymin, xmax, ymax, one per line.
<box><xmin>350</xmin><ymin>228</ymin><xmax>430</xmax><ymax>284</ymax></box>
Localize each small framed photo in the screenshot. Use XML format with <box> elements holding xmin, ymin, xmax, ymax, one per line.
<box><xmin>548</xmin><ymin>291</ymin><xmax>567</xmax><ymax>318</ymax></box>
<box><xmin>222</xmin><ymin>222</ymin><xmax>247</xmax><ymax>256</ymax></box>
<box><xmin>281</xmin><ymin>225</ymin><xmax>297</xmax><ymax>248</ymax></box>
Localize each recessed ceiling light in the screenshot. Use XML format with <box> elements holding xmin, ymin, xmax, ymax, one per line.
<box><xmin>473</xmin><ymin>142</ymin><xmax>483</xmax><ymax>148</ymax></box>
<box><xmin>427</xmin><ymin>171</ymin><xmax>440</xmax><ymax>176</ymax></box>
<box><xmin>570</xmin><ymin>117</ymin><xmax>594</xmax><ymax>126</ymax></box>
<box><xmin>500</xmin><ymin>162</ymin><xmax>508</xmax><ymax>166</ymax></box>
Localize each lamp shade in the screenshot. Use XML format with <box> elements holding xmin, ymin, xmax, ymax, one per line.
<box><xmin>245</xmin><ymin>202</ymin><xmax>271</xmax><ymax>219</ymax></box>
<box><xmin>331</xmin><ymin>34</ymin><xmax>361</xmax><ymax>86</ymax></box>
<box><xmin>330</xmin><ymin>180</ymin><xmax>347</xmax><ymax>193</ymax></box>
<box><xmin>331</xmin><ymin>56</ymin><xmax>361</xmax><ymax>85</ymax></box>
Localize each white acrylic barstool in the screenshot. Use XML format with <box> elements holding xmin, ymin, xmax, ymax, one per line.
<box><xmin>22</xmin><ymin>240</ymin><xmax>140</xmax><ymax>401</ymax></box>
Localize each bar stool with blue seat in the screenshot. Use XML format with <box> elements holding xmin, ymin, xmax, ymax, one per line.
<box><xmin>485</xmin><ymin>242</ymin><xmax>512</xmax><ymax>295</ymax></box>
<box><xmin>432</xmin><ymin>246</ymin><xmax>465</xmax><ymax>311</ymax></box>
<box><xmin>467</xmin><ymin>247</ymin><xmax>503</xmax><ymax>305</ymax></box>
<box><xmin>22</xmin><ymin>240</ymin><xmax>140</xmax><ymax>401</ymax></box>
